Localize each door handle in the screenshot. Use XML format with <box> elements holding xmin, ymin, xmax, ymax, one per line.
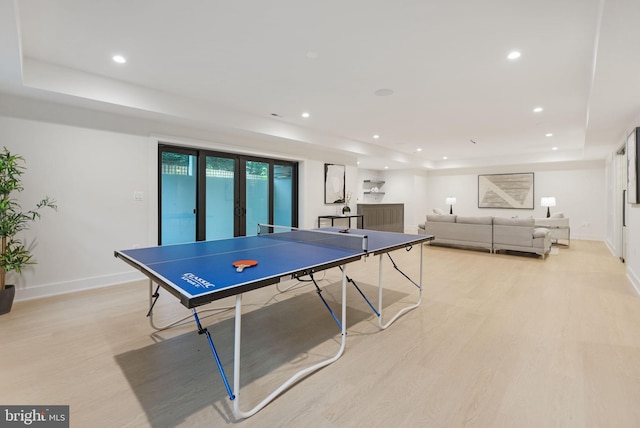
<box><xmin>234</xmin><ymin>206</ymin><xmax>246</xmax><ymax>217</ymax></box>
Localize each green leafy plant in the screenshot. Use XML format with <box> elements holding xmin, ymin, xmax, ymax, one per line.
<box><xmin>0</xmin><ymin>147</ymin><xmax>56</xmax><ymax>290</ymax></box>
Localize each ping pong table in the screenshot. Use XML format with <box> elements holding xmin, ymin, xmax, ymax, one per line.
<box><xmin>115</xmin><ymin>225</ymin><xmax>432</xmax><ymax>419</ymax></box>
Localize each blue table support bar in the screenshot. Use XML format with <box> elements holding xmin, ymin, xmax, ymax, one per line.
<box><xmin>309</xmin><ymin>272</ymin><xmax>343</xmax><ymax>330</ymax></box>
<box><xmin>192</xmin><ymin>308</ymin><xmax>235</xmax><ymax>401</ymax></box>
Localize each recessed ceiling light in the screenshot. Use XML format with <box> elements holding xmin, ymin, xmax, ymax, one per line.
<box><xmin>533</xmin><ymin>107</ymin><xmax>543</xmax><ymax>113</ymax></box>
<box><xmin>374</xmin><ymin>88</ymin><xmax>394</xmax><ymax>97</ymax></box>
<box><xmin>552</xmin><ymin>147</ymin><xmax>559</xmax><ymax>151</ymax></box>
<box><xmin>416</xmin><ymin>148</ymin><xmax>422</xmax><ymax>152</ymax></box>
<box><xmin>545</xmin><ymin>133</ymin><xmax>553</xmax><ymax>137</ymax></box>
<box><xmin>443</xmin><ymin>156</ymin><xmax>448</xmax><ymax>160</ymax></box>
<box><xmin>112</xmin><ymin>54</ymin><xmax>126</xmax><ymax>64</ymax></box>
<box><xmin>301</xmin><ymin>112</ymin><xmax>310</xmax><ymax>118</ymax></box>
<box><xmin>507</xmin><ymin>51</ymin><xmax>521</xmax><ymax>60</ymax></box>
<box><xmin>373</xmin><ymin>134</ymin><xmax>380</xmax><ymax>139</ymax></box>
<box><xmin>384</xmin><ymin>166</ymin><xmax>389</xmax><ymax>169</ymax></box>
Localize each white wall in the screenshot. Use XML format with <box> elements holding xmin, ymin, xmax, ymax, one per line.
<box><xmin>356</xmin><ymin>168</ymin><xmax>430</xmax><ymax>232</ymax></box>
<box><xmin>356</xmin><ymin>168</ymin><xmax>386</xmax><ymax>204</ymax></box>
<box><xmin>1</xmin><ymin>116</ymin><xmax>155</xmax><ymax>299</ymax></box>
<box><xmin>606</xmin><ymin>145</ymin><xmax>640</xmax><ymax>294</ymax></box>
<box><xmin>424</xmin><ymin>162</ymin><xmax>606</xmax><ymax>240</ymax></box>
<box><xmin>358</xmin><ymin>163</ymin><xmax>606</xmax><ymax>238</ymax></box>
<box><xmin>0</xmin><ymin>109</ymin><xmax>360</xmax><ymax>301</ymax></box>
<box><xmin>607</xmin><ymin>128</ymin><xmax>640</xmax><ymax>293</ymax></box>
<box><xmin>1</xmin><ymin>99</ymin><xmax>631</xmax><ymax>301</ymax></box>
<box><xmin>301</xmin><ymin>160</ymin><xmax>359</xmax><ymax>228</ymax></box>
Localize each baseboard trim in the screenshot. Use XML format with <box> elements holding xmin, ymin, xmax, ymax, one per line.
<box><xmin>14</xmin><ymin>271</ymin><xmax>145</xmax><ymax>302</ymax></box>
<box><xmin>627</xmin><ymin>266</ymin><xmax>640</xmax><ymax>296</ymax></box>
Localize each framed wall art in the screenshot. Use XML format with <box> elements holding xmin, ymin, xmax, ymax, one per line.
<box><xmin>324</xmin><ymin>163</ymin><xmax>345</xmax><ymax>204</ymax></box>
<box><xmin>478</xmin><ymin>172</ymin><xmax>534</xmax><ymax>209</ymax></box>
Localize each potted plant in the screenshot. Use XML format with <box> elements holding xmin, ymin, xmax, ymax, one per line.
<box><xmin>0</xmin><ymin>147</ymin><xmax>56</xmax><ymax>315</ymax></box>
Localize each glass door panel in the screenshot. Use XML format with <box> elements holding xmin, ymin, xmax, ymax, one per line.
<box><xmin>205</xmin><ymin>156</ymin><xmax>236</xmax><ymax>240</ymax></box>
<box><xmin>245</xmin><ymin>160</ymin><xmax>270</xmax><ymax>236</ymax></box>
<box><xmin>159</xmin><ymin>146</ymin><xmax>296</xmax><ymax>241</ymax></box>
<box><xmin>274</xmin><ymin>164</ymin><xmax>293</xmax><ymax>227</ymax></box>
<box><xmin>160</xmin><ymin>151</ymin><xmax>196</xmax><ymax>244</ymax></box>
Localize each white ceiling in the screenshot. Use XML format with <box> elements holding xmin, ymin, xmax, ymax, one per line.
<box><xmin>2</xmin><ymin>0</ymin><xmax>640</xmax><ymax>170</ymax></box>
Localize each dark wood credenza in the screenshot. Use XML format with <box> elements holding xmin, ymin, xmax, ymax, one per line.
<box><xmin>356</xmin><ymin>203</ymin><xmax>404</xmax><ymax>233</ymax></box>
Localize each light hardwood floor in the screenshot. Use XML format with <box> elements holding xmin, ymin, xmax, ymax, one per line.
<box><xmin>2</xmin><ymin>240</ymin><xmax>640</xmax><ymax>427</ymax></box>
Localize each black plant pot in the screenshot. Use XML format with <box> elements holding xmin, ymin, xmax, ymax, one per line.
<box><xmin>0</xmin><ymin>284</ymin><xmax>15</xmax><ymax>315</ymax></box>
<box><xmin>342</xmin><ymin>206</ymin><xmax>351</xmax><ymax>215</ymax></box>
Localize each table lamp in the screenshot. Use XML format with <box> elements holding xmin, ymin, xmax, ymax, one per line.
<box><xmin>446</xmin><ymin>196</ymin><xmax>457</xmax><ymax>214</ymax></box>
<box><xmin>541</xmin><ymin>196</ymin><xmax>556</xmax><ymax>218</ymax></box>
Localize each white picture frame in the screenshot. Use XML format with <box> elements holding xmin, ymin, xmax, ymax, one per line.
<box><xmin>478</xmin><ymin>172</ymin><xmax>535</xmax><ymax>209</ymax></box>
<box><xmin>324</xmin><ymin>163</ymin><xmax>345</xmax><ymax>204</ymax></box>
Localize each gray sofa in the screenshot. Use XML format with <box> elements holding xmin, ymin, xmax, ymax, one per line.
<box><xmin>421</xmin><ymin>214</ymin><xmax>493</xmax><ymax>252</ymax></box>
<box><xmin>492</xmin><ymin>217</ymin><xmax>551</xmax><ymax>256</ymax></box>
<box><xmin>418</xmin><ymin>214</ymin><xmax>551</xmax><ymax>257</ymax></box>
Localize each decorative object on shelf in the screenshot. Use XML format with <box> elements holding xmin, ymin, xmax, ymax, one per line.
<box><xmin>446</xmin><ymin>196</ymin><xmax>457</xmax><ymax>214</ymax></box>
<box><xmin>478</xmin><ymin>172</ymin><xmax>534</xmax><ymax>209</ymax></box>
<box><xmin>363</xmin><ymin>179</ymin><xmax>385</xmax><ymax>195</ymax></box>
<box><xmin>0</xmin><ymin>147</ymin><xmax>57</xmax><ymax>315</ymax></box>
<box><xmin>324</xmin><ymin>163</ymin><xmax>345</xmax><ymax>204</ymax></box>
<box><xmin>342</xmin><ymin>192</ymin><xmax>352</xmax><ymax>214</ymax></box>
<box><xmin>540</xmin><ymin>196</ymin><xmax>556</xmax><ymax>218</ymax></box>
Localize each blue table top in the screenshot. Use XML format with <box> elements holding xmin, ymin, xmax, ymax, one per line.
<box><xmin>115</xmin><ymin>228</ymin><xmax>431</xmax><ymax>308</ymax></box>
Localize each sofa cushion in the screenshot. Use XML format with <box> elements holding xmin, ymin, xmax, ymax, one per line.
<box><xmin>432</xmin><ymin>208</ymin><xmax>445</xmax><ymax>215</ymax></box>
<box><xmin>456</xmin><ymin>216</ymin><xmax>493</xmax><ymax>225</ymax></box>
<box><xmin>551</xmin><ymin>212</ymin><xmax>564</xmax><ymax>218</ymax></box>
<box><xmin>493</xmin><ymin>217</ymin><xmax>534</xmax><ymax>227</ymax></box>
<box><xmin>426</xmin><ymin>214</ymin><xmax>456</xmax><ymax>223</ymax></box>
<box><xmin>533</xmin><ymin>227</ymin><xmax>550</xmax><ymax>238</ymax></box>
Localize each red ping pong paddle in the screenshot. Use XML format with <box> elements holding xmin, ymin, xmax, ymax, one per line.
<box><xmin>233</xmin><ymin>259</ymin><xmax>258</xmax><ymax>272</ymax></box>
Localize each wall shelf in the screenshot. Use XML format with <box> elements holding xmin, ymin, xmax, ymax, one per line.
<box><xmin>363</xmin><ymin>179</ymin><xmax>385</xmax><ymax>196</ymax></box>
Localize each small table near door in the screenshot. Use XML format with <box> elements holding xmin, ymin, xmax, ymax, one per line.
<box><xmin>317</xmin><ymin>214</ymin><xmax>364</xmax><ymax>229</ymax></box>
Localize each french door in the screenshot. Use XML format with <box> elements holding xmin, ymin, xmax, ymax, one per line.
<box><xmin>159</xmin><ymin>145</ymin><xmax>298</xmax><ymax>245</ymax></box>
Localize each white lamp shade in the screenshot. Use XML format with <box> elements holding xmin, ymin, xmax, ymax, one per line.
<box><xmin>540</xmin><ymin>196</ymin><xmax>556</xmax><ymax>207</ymax></box>
<box><xmin>445</xmin><ymin>197</ymin><xmax>457</xmax><ymax>205</ymax></box>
